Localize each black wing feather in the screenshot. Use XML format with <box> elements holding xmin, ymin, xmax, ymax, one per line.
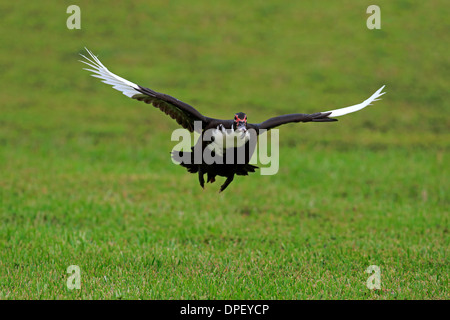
<box><xmin>132</xmin><ymin>85</ymin><xmax>211</xmax><ymax>132</ymax></box>
<box><xmin>250</xmin><ymin>112</ymin><xmax>336</xmax><ymax>133</ymax></box>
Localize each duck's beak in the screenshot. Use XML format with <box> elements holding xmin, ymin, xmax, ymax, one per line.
<box><xmin>236</xmin><ymin>122</ymin><xmax>247</xmax><ymax>139</ymax></box>
<box><xmin>236</xmin><ymin>121</ymin><xmax>247</xmax><ymax>133</ymax></box>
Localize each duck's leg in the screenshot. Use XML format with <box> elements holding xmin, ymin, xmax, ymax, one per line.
<box><xmin>219</xmin><ymin>174</ymin><xmax>234</xmax><ymax>193</ymax></box>
<box><xmin>198</xmin><ymin>167</ymin><xmax>205</xmax><ymax>189</ymax></box>
<box><xmin>207</xmin><ymin>172</ymin><xmax>216</xmax><ymax>183</ymax></box>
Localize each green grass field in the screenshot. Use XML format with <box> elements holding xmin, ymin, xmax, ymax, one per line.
<box><xmin>0</xmin><ymin>1</ymin><xmax>448</xmax><ymax>299</ymax></box>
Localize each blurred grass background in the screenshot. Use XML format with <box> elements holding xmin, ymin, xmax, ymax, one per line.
<box><xmin>0</xmin><ymin>0</ymin><xmax>448</xmax><ymax>299</ymax></box>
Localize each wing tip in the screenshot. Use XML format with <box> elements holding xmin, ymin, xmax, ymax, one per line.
<box><xmin>322</xmin><ymin>84</ymin><xmax>386</xmax><ymax>117</ymax></box>
<box><xmin>376</xmin><ymin>85</ymin><xmax>387</xmax><ymax>96</ymax></box>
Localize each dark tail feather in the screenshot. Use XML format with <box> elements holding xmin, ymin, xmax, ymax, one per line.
<box><xmin>236</xmin><ymin>164</ymin><xmax>259</xmax><ymax>176</ymax></box>
<box><xmin>171</xmin><ymin>151</ymin><xmax>198</xmax><ymax>173</ymax></box>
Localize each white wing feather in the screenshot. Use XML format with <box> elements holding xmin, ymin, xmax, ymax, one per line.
<box><xmin>79</xmin><ymin>48</ymin><xmax>141</xmax><ymax>98</ymax></box>
<box><xmin>322</xmin><ymin>85</ymin><xmax>386</xmax><ymax>117</ymax></box>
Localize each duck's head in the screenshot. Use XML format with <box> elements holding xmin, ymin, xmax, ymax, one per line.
<box><xmin>233</xmin><ymin>112</ymin><xmax>247</xmax><ymax>132</ymax></box>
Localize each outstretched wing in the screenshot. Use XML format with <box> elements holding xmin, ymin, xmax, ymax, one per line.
<box><xmin>80</xmin><ymin>48</ymin><xmax>211</xmax><ymax>132</ymax></box>
<box><xmin>250</xmin><ymin>86</ymin><xmax>386</xmax><ymax>132</ymax></box>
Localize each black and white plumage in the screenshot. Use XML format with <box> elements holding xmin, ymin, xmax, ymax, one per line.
<box><xmin>80</xmin><ymin>48</ymin><xmax>386</xmax><ymax>192</ymax></box>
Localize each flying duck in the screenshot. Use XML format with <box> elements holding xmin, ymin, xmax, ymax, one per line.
<box><xmin>80</xmin><ymin>48</ymin><xmax>385</xmax><ymax>192</ymax></box>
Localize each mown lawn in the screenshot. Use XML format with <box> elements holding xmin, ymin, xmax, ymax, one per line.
<box><xmin>0</xmin><ymin>1</ymin><xmax>448</xmax><ymax>299</ymax></box>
